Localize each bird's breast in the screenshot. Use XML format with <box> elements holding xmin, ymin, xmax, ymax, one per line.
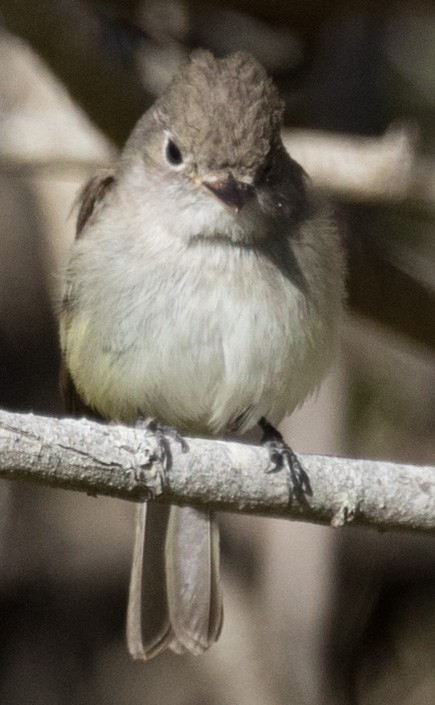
<box><xmin>63</xmin><ymin>236</ymin><xmax>334</xmax><ymax>435</ymax></box>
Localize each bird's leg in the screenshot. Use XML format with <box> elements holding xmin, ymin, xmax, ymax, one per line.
<box><xmin>258</xmin><ymin>417</ymin><xmax>312</xmax><ymax>503</ymax></box>
<box><xmin>135</xmin><ymin>417</ymin><xmax>189</xmax><ymax>471</ymax></box>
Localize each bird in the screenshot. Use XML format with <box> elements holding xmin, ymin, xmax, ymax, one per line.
<box><xmin>59</xmin><ymin>49</ymin><xmax>346</xmax><ymax>660</ymax></box>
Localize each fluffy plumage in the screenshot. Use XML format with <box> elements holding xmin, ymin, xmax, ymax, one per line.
<box><xmin>153</xmin><ymin>51</ymin><xmax>284</xmax><ymax>175</ymax></box>
<box><xmin>59</xmin><ymin>50</ymin><xmax>345</xmax><ymax>660</ymax></box>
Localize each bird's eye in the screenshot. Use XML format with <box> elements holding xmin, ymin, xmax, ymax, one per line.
<box><xmin>165</xmin><ymin>139</ymin><xmax>183</xmax><ymax>166</ymax></box>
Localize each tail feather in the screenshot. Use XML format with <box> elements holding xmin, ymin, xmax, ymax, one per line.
<box><xmin>126</xmin><ymin>503</ymin><xmax>173</xmax><ymax>659</ymax></box>
<box><xmin>166</xmin><ymin>506</ymin><xmax>223</xmax><ymax>655</ymax></box>
<box><xmin>127</xmin><ymin>503</ymin><xmax>223</xmax><ymax>659</ymax></box>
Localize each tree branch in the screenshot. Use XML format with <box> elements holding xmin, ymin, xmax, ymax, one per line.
<box><xmin>0</xmin><ymin>409</ymin><xmax>433</xmax><ymax>533</ymax></box>
<box><xmin>283</xmin><ymin>125</ymin><xmax>435</xmax><ymax>211</ymax></box>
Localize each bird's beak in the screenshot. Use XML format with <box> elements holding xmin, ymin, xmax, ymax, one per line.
<box><xmin>202</xmin><ymin>173</ymin><xmax>255</xmax><ymax>214</ymax></box>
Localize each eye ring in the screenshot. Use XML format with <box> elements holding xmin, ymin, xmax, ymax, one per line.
<box><xmin>165</xmin><ymin>138</ymin><xmax>183</xmax><ymax>167</ymax></box>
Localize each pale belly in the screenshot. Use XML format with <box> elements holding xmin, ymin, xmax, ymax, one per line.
<box><xmin>63</xmin><ymin>243</ymin><xmax>334</xmax><ymax>435</ymax></box>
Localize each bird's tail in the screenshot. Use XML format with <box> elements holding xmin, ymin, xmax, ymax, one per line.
<box><xmin>127</xmin><ymin>502</ymin><xmax>223</xmax><ymax>659</ymax></box>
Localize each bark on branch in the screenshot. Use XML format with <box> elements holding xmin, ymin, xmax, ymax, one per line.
<box><xmin>0</xmin><ymin>408</ymin><xmax>434</xmax><ymax>534</ymax></box>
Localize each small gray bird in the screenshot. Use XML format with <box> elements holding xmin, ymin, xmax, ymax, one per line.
<box><xmin>59</xmin><ymin>51</ymin><xmax>345</xmax><ymax>659</ymax></box>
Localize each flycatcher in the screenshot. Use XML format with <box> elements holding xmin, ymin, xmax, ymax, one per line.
<box><xmin>59</xmin><ymin>50</ymin><xmax>346</xmax><ymax>659</ymax></box>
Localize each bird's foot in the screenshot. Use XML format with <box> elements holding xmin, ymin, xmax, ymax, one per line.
<box><xmin>259</xmin><ymin>417</ymin><xmax>312</xmax><ymax>504</ymax></box>
<box><xmin>135</xmin><ymin>417</ymin><xmax>188</xmax><ymax>471</ymax></box>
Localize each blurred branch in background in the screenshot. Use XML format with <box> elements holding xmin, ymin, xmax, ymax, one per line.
<box><xmin>284</xmin><ymin>125</ymin><xmax>432</xmax><ymax>208</ymax></box>
<box><xmin>1</xmin><ymin>0</ymin><xmax>153</xmax><ymax>145</ymax></box>
<box><xmin>1</xmin><ymin>123</ymin><xmax>433</xmax><ymax>206</ymax></box>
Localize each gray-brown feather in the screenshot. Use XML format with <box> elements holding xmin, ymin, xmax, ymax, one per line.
<box><xmin>136</xmin><ymin>51</ymin><xmax>283</xmax><ymax>176</ymax></box>
<box><xmin>75</xmin><ymin>168</ymin><xmax>115</xmax><ymax>238</ymax></box>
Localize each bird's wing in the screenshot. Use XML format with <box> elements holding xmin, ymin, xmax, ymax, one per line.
<box><xmin>75</xmin><ymin>167</ymin><xmax>115</xmax><ymax>238</ymax></box>
<box><xmin>60</xmin><ymin>167</ymin><xmax>116</xmax><ymax>416</ymax></box>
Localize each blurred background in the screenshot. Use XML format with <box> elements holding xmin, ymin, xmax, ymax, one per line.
<box><xmin>0</xmin><ymin>1</ymin><xmax>434</xmax><ymax>703</ymax></box>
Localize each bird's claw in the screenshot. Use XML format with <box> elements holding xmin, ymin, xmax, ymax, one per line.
<box><xmin>135</xmin><ymin>417</ymin><xmax>188</xmax><ymax>471</ymax></box>
<box><xmin>259</xmin><ymin>417</ymin><xmax>312</xmax><ymax>504</ymax></box>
